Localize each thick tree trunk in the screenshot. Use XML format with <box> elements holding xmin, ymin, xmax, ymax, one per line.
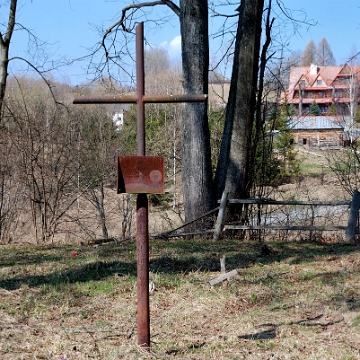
<box><xmin>215</xmin><ymin>0</ymin><xmax>264</xmax><ymax>200</ymax></box>
<box><xmin>0</xmin><ymin>0</ymin><xmax>17</xmax><ymax>114</ymax></box>
<box><xmin>180</xmin><ymin>0</ymin><xmax>214</xmax><ymax>223</ymax></box>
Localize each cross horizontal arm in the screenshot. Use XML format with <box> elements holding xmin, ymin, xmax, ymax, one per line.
<box><xmin>144</xmin><ymin>94</ymin><xmax>208</xmax><ymax>103</ymax></box>
<box><xmin>73</xmin><ymin>95</ymin><xmax>138</xmax><ymax>104</ymax></box>
<box><xmin>73</xmin><ymin>94</ymin><xmax>208</xmax><ymax>104</ymax></box>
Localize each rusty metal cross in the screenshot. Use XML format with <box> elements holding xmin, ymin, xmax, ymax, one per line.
<box><xmin>73</xmin><ymin>22</ymin><xmax>207</xmax><ymax>350</ymax></box>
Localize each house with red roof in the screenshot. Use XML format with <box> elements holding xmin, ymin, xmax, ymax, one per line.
<box><xmin>284</xmin><ymin>64</ymin><xmax>360</xmax><ymax>148</ymax></box>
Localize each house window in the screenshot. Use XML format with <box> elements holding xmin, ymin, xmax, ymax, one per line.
<box><xmin>319</xmin><ymin>106</ymin><xmax>327</xmax><ymax>114</ymax></box>
<box><xmin>303</xmin><ymin>138</ymin><xmax>307</xmax><ymax>145</ymax></box>
<box><xmin>317</xmin><ymin>79</ymin><xmax>322</xmax><ymax>86</ymax></box>
<box><xmin>304</xmin><ymin>91</ymin><xmax>312</xmax><ymax>98</ymax></box>
<box><xmin>334</xmin><ymin>90</ymin><xmax>343</xmax><ymax>98</ymax></box>
<box><xmin>299</xmin><ymin>80</ymin><xmax>306</xmax><ymax>89</ymax></box>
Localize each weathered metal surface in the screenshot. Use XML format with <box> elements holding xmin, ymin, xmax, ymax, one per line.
<box><xmin>117</xmin><ymin>156</ymin><xmax>164</xmax><ymax>194</ymax></box>
<box><xmin>136</xmin><ymin>193</ymin><xmax>150</xmax><ymax>349</ymax></box>
<box><xmin>73</xmin><ymin>94</ymin><xmax>138</xmax><ymax>104</ymax></box>
<box><xmin>143</xmin><ymin>94</ymin><xmax>208</xmax><ymax>103</ymax></box>
<box><xmin>73</xmin><ymin>94</ymin><xmax>208</xmax><ymax>104</ymax></box>
<box><xmin>136</xmin><ymin>23</ymin><xmax>145</xmax><ymax>157</ymax></box>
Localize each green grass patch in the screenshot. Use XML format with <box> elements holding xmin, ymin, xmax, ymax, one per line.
<box><xmin>300</xmin><ymin>162</ymin><xmax>329</xmax><ymax>176</ymax></box>
<box><xmin>1</xmin><ymin>239</ymin><xmax>360</xmax><ymax>358</ymax></box>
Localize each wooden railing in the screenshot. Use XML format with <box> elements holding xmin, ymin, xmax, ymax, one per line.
<box><xmin>213</xmin><ymin>190</ymin><xmax>360</xmax><ymax>241</ymax></box>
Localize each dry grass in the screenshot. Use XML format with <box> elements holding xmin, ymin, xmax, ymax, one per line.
<box><xmin>1</xmin><ymin>238</ymin><xmax>360</xmax><ymax>359</ymax></box>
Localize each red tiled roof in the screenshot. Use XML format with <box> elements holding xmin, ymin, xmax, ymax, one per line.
<box><xmin>287</xmin><ymin>64</ymin><xmax>360</xmax><ymax>102</ymax></box>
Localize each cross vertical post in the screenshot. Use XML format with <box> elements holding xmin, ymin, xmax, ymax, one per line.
<box><xmin>136</xmin><ymin>23</ymin><xmax>145</xmax><ymax>157</ymax></box>
<box><xmin>135</xmin><ymin>23</ymin><xmax>150</xmax><ymax>349</ymax></box>
<box><xmin>73</xmin><ymin>22</ymin><xmax>207</xmax><ymax>351</ymax></box>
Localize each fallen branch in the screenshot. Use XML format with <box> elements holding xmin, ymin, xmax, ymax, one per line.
<box><xmin>209</xmin><ymin>270</ymin><xmax>238</xmax><ymax>286</ymax></box>
<box><xmin>88</xmin><ymin>237</ymin><xmax>120</xmax><ymax>246</ymax></box>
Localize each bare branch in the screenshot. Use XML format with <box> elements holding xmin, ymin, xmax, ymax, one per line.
<box><xmin>9</xmin><ymin>56</ymin><xmax>65</xmax><ymax>107</ymax></box>
<box><xmin>275</xmin><ymin>0</ymin><xmax>317</xmax><ymax>30</ymax></box>
<box><xmin>102</xmin><ymin>0</ymin><xmax>180</xmax><ymax>58</ymax></box>
<box><xmin>160</xmin><ymin>0</ymin><xmax>180</xmax><ymax>16</ymax></box>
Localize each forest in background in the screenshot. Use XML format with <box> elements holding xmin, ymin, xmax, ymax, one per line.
<box><xmin>1</xmin><ymin>0</ymin><xmax>359</xmax><ymax>244</ymax></box>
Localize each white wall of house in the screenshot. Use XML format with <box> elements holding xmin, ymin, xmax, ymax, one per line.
<box><xmin>113</xmin><ymin>111</ymin><xmax>124</xmax><ymax>130</ymax></box>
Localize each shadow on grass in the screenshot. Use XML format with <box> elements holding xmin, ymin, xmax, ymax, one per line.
<box><xmin>237</xmin><ymin>314</ymin><xmax>344</xmax><ymax>342</ymax></box>
<box><xmin>0</xmin><ymin>260</ymin><xmax>137</xmax><ymax>290</ymax></box>
<box><xmin>0</xmin><ymin>242</ymin><xmax>134</xmax><ymax>267</ymax></box>
<box><xmin>0</xmin><ymin>252</ymin><xmax>65</xmax><ymax>267</ymax></box>
<box><xmin>149</xmin><ymin>240</ymin><xmax>360</xmax><ymax>274</ymax></box>
<box><xmin>238</xmin><ymin>328</ymin><xmax>276</xmax><ymax>340</ymax></box>
<box><xmin>1</xmin><ymin>239</ymin><xmax>360</xmax><ymax>292</ymax></box>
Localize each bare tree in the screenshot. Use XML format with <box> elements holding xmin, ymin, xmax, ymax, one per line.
<box><xmin>6</xmin><ymin>78</ymin><xmax>79</xmax><ymax>242</ymax></box>
<box><xmin>179</xmin><ymin>0</ymin><xmax>214</xmax><ymax>223</ymax></box>
<box><xmin>215</xmin><ymin>0</ymin><xmax>265</xmax><ymax>200</ymax></box>
<box><xmin>144</xmin><ymin>47</ymin><xmax>170</xmax><ymax>76</ymax></box>
<box><xmin>76</xmin><ymin>103</ymin><xmax>119</xmax><ymax>239</ymax></box>
<box><xmin>0</xmin><ymin>0</ymin><xmax>17</xmax><ymax>241</ymax></box>
<box><xmin>0</xmin><ymin>0</ymin><xmax>67</xmax><ymax>242</ymax></box>
<box><xmin>316</xmin><ymin>37</ymin><xmax>336</xmax><ymax>66</ymax></box>
<box><xmin>301</xmin><ymin>39</ymin><xmax>316</xmax><ymax>66</ymax></box>
<box><xmin>0</xmin><ymin>0</ymin><xmax>17</xmax><ymax>114</ymax></box>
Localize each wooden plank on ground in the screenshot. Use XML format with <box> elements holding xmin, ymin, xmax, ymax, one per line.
<box><xmin>209</xmin><ymin>269</ymin><xmax>238</xmax><ymax>286</ymax></box>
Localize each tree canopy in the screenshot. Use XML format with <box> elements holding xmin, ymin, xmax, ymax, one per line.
<box><xmin>301</xmin><ymin>38</ymin><xmax>336</xmax><ymax>66</ymax></box>
<box><xmin>316</xmin><ymin>37</ymin><xmax>336</xmax><ymax>66</ymax></box>
<box><xmin>301</xmin><ymin>39</ymin><xmax>316</xmax><ymax>66</ymax></box>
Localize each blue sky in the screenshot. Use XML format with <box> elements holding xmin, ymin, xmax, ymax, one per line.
<box><xmin>281</xmin><ymin>0</ymin><xmax>360</xmax><ymax>65</ymax></box>
<box><xmin>3</xmin><ymin>0</ymin><xmax>360</xmax><ymax>85</ymax></box>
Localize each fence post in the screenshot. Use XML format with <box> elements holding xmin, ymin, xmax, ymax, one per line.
<box><xmin>346</xmin><ymin>190</ymin><xmax>360</xmax><ymax>242</ymax></box>
<box><xmin>213</xmin><ymin>192</ymin><xmax>228</xmax><ymax>240</ymax></box>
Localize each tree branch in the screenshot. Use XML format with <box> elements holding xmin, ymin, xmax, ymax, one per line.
<box><xmin>101</xmin><ymin>0</ymin><xmax>180</xmax><ymax>58</ymax></box>
<box><xmin>9</xmin><ymin>56</ymin><xmax>65</xmax><ymax>107</ymax></box>
<box><xmin>160</xmin><ymin>0</ymin><xmax>180</xmax><ymax>16</ymax></box>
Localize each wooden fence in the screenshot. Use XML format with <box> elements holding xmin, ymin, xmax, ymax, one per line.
<box><xmin>213</xmin><ymin>190</ymin><xmax>360</xmax><ymax>241</ymax></box>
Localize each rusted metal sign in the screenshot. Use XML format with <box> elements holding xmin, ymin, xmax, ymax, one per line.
<box><xmin>117</xmin><ymin>156</ymin><xmax>164</xmax><ymax>194</ymax></box>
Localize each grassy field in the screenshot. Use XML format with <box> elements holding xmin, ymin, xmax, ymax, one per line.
<box><xmin>1</xmin><ymin>238</ymin><xmax>360</xmax><ymax>359</ymax></box>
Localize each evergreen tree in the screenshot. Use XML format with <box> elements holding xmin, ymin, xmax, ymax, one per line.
<box><xmin>309</xmin><ymin>101</ymin><xmax>320</xmax><ymax>115</ymax></box>
<box><xmin>301</xmin><ymin>40</ymin><xmax>316</xmax><ymax>66</ymax></box>
<box><xmin>329</xmin><ymin>103</ymin><xmax>337</xmax><ymax>115</ymax></box>
<box><xmin>316</xmin><ymin>37</ymin><xmax>336</xmax><ymax>66</ymax></box>
<box><xmin>255</xmin><ymin>105</ymin><xmax>299</xmax><ymax>186</ymax></box>
<box><xmin>273</xmin><ymin>106</ymin><xmax>299</xmax><ymax>179</ymax></box>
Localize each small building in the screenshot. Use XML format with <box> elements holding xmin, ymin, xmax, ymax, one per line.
<box><xmin>208</xmin><ymin>72</ymin><xmax>230</xmax><ymax>109</ymax></box>
<box><xmin>289</xmin><ymin>116</ymin><xmax>344</xmax><ymax>149</ymax></box>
